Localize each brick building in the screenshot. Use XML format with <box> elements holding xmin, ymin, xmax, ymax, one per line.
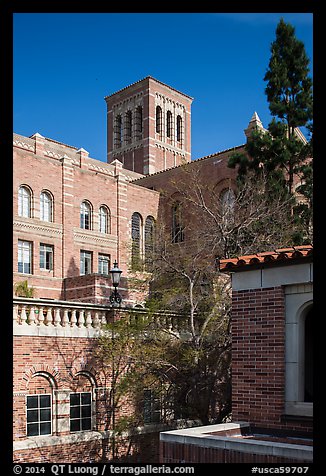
<box><xmin>160</xmin><ymin>246</ymin><xmax>313</xmax><ymax>463</ymax></box>
<box><xmin>13</xmin><ymin>76</ymin><xmax>312</xmax><ymax>463</ymax></box>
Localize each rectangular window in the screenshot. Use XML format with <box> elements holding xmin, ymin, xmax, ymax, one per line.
<box><xmin>80</xmin><ymin>250</ymin><xmax>92</xmax><ymax>275</ymax></box>
<box><xmin>70</xmin><ymin>392</ymin><xmax>92</xmax><ymax>432</ymax></box>
<box><xmin>18</xmin><ymin>240</ymin><xmax>32</xmax><ymax>274</ymax></box>
<box><xmin>40</xmin><ymin>244</ymin><xmax>54</xmax><ymax>271</ymax></box>
<box><xmin>143</xmin><ymin>389</ymin><xmax>161</xmax><ymax>424</ymax></box>
<box><xmin>26</xmin><ymin>394</ymin><xmax>52</xmax><ymax>437</ymax></box>
<box><xmin>98</xmin><ymin>254</ymin><xmax>110</xmax><ymax>275</ymax></box>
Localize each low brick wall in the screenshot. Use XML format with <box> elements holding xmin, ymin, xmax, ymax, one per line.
<box><xmin>159</xmin><ymin>423</ymin><xmax>313</xmax><ymax>463</ymax></box>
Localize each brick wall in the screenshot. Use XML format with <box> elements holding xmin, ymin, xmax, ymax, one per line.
<box><xmin>231</xmin><ymin>286</ymin><xmax>312</xmax><ymax>433</ymax></box>
<box><xmin>159</xmin><ymin>441</ymin><xmax>312</xmax><ymax>463</ymax></box>
<box><xmin>13</xmin><ymin>332</ymin><xmax>163</xmax><ymax>463</ymax></box>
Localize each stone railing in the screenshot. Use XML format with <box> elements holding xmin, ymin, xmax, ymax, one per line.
<box><xmin>13</xmin><ymin>298</ymin><xmax>114</xmax><ymax>338</ymax></box>
<box><xmin>13</xmin><ymin>298</ymin><xmax>188</xmax><ymax>338</ymax></box>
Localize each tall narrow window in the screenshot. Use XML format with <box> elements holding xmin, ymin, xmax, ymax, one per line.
<box><xmin>18</xmin><ymin>240</ymin><xmax>32</xmax><ymax>274</ymax></box>
<box><xmin>172</xmin><ymin>202</ymin><xmax>184</xmax><ymax>243</ymax></box>
<box><xmin>18</xmin><ymin>185</ymin><xmax>32</xmax><ymax>218</ymax></box>
<box><xmin>166</xmin><ymin>111</ymin><xmax>173</xmax><ymax>138</ymax></box>
<box><xmin>135</xmin><ymin>106</ymin><xmax>143</xmax><ymax>140</ymax></box>
<box><xmin>40</xmin><ymin>244</ymin><xmax>54</xmax><ymax>271</ymax></box>
<box><xmin>131</xmin><ymin>212</ymin><xmax>142</xmax><ymax>271</ymax></box>
<box><xmin>26</xmin><ymin>394</ymin><xmax>52</xmax><ymax>437</ymax></box>
<box><xmin>70</xmin><ymin>392</ymin><xmax>92</xmax><ymax>432</ymax></box>
<box><xmin>304</xmin><ymin>308</ymin><xmax>313</xmax><ymax>402</ymax></box>
<box><xmin>80</xmin><ymin>201</ymin><xmax>91</xmax><ymax>230</ymax></box>
<box><xmin>143</xmin><ymin>389</ymin><xmax>161</xmax><ymax>424</ymax></box>
<box><xmin>156</xmin><ymin>106</ymin><xmax>162</xmax><ymax>134</ymax></box>
<box><xmin>176</xmin><ymin>115</ymin><xmax>183</xmax><ymax>143</ymax></box>
<box><xmin>98</xmin><ymin>254</ymin><xmax>110</xmax><ymax>275</ymax></box>
<box><xmin>40</xmin><ymin>191</ymin><xmax>53</xmax><ymax>222</ymax></box>
<box><xmin>144</xmin><ymin>216</ymin><xmax>155</xmax><ymax>271</ymax></box>
<box><xmin>220</xmin><ymin>188</ymin><xmax>236</xmax><ymax>223</ymax></box>
<box><xmin>80</xmin><ymin>250</ymin><xmax>92</xmax><ymax>275</ymax></box>
<box><xmin>114</xmin><ymin>115</ymin><xmax>122</xmax><ymax>149</ymax></box>
<box><xmin>125</xmin><ymin>110</ymin><xmax>132</xmax><ymax>144</ymax></box>
<box><xmin>99</xmin><ymin>206</ymin><xmax>110</xmax><ymax>234</ymax></box>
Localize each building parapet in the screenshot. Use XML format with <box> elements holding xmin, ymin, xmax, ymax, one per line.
<box><xmin>13</xmin><ymin>298</ymin><xmax>189</xmax><ymax>338</ymax></box>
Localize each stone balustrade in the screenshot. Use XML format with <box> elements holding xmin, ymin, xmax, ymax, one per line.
<box><xmin>13</xmin><ymin>298</ymin><xmax>114</xmax><ymax>338</ymax></box>
<box><xmin>13</xmin><ymin>298</ymin><xmax>188</xmax><ymax>339</ymax></box>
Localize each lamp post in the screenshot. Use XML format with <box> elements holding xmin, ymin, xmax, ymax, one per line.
<box><xmin>109</xmin><ymin>260</ymin><xmax>122</xmax><ymax>305</ymax></box>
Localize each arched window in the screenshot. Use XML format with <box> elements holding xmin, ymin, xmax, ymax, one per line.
<box><xmin>114</xmin><ymin>115</ymin><xmax>122</xmax><ymax>149</ymax></box>
<box><xmin>40</xmin><ymin>190</ymin><xmax>53</xmax><ymax>222</ymax></box>
<box><xmin>125</xmin><ymin>110</ymin><xmax>132</xmax><ymax>144</ymax></box>
<box><xmin>18</xmin><ymin>185</ymin><xmax>32</xmax><ymax>218</ymax></box>
<box><xmin>166</xmin><ymin>110</ymin><xmax>173</xmax><ymax>138</ymax></box>
<box><xmin>135</xmin><ymin>106</ymin><xmax>143</xmax><ymax>140</ymax></box>
<box><xmin>99</xmin><ymin>206</ymin><xmax>110</xmax><ymax>234</ymax></box>
<box><xmin>172</xmin><ymin>202</ymin><xmax>184</xmax><ymax>243</ymax></box>
<box><xmin>304</xmin><ymin>307</ymin><xmax>313</xmax><ymax>402</ymax></box>
<box><xmin>80</xmin><ymin>201</ymin><xmax>92</xmax><ymax>230</ymax></box>
<box><xmin>156</xmin><ymin>106</ymin><xmax>162</xmax><ymax>134</ymax></box>
<box><xmin>220</xmin><ymin>188</ymin><xmax>236</xmax><ymax>221</ymax></box>
<box><xmin>176</xmin><ymin>115</ymin><xmax>183</xmax><ymax>143</ymax></box>
<box><xmin>144</xmin><ymin>216</ymin><xmax>155</xmax><ymax>271</ymax></box>
<box><xmin>70</xmin><ymin>371</ymin><xmax>95</xmax><ymax>432</ymax></box>
<box><xmin>131</xmin><ymin>212</ymin><xmax>143</xmax><ymax>271</ymax></box>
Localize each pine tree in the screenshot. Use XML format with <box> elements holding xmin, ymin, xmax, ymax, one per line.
<box><xmin>228</xmin><ymin>18</ymin><xmax>313</xmax><ymax>243</ymax></box>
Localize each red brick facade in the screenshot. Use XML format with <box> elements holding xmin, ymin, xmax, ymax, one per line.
<box><xmin>232</xmin><ymin>286</ymin><xmax>311</xmax><ymax>433</ymax></box>
<box><xmin>14</xmin><ymin>77</ymin><xmax>312</xmax><ymax>464</ymax></box>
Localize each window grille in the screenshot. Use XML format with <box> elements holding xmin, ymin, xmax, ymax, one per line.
<box><xmin>156</xmin><ymin>106</ymin><xmax>162</xmax><ymax>134</ymax></box>
<box><xmin>125</xmin><ymin>110</ymin><xmax>132</xmax><ymax>144</ymax></box>
<box><xmin>40</xmin><ymin>243</ymin><xmax>53</xmax><ymax>271</ymax></box>
<box><xmin>70</xmin><ymin>392</ymin><xmax>92</xmax><ymax>432</ymax></box>
<box><xmin>176</xmin><ymin>115</ymin><xmax>183</xmax><ymax>144</ymax></box>
<box><xmin>98</xmin><ymin>254</ymin><xmax>110</xmax><ymax>275</ymax></box>
<box><xmin>135</xmin><ymin>106</ymin><xmax>143</xmax><ymax>140</ymax></box>
<box><xmin>80</xmin><ymin>250</ymin><xmax>92</xmax><ymax>275</ymax></box>
<box><xmin>80</xmin><ymin>201</ymin><xmax>91</xmax><ymax>230</ymax></box>
<box><xmin>18</xmin><ymin>240</ymin><xmax>32</xmax><ymax>274</ymax></box>
<box><xmin>18</xmin><ymin>185</ymin><xmax>32</xmax><ymax>218</ymax></box>
<box><xmin>166</xmin><ymin>110</ymin><xmax>173</xmax><ymax>138</ymax></box>
<box><xmin>99</xmin><ymin>206</ymin><xmax>110</xmax><ymax>234</ymax></box>
<box><xmin>172</xmin><ymin>202</ymin><xmax>184</xmax><ymax>243</ymax></box>
<box><xmin>131</xmin><ymin>212</ymin><xmax>142</xmax><ymax>271</ymax></box>
<box><xmin>26</xmin><ymin>394</ymin><xmax>52</xmax><ymax>437</ymax></box>
<box><xmin>40</xmin><ymin>191</ymin><xmax>53</xmax><ymax>222</ymax></box>
<box><xmin>144</xmin><ymin>216</ymin><xmax>155</xmax><ymax>271</ymax></box>
<box><xmin>114</xmin><ymin>115</ymin><xmax>122</xmax><ymax>149</ymax></box>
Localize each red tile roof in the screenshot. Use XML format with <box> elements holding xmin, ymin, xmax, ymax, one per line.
<box><xmin>219</xmin><ymin>245</ymin><xmax>313</xmax><ymax>272</ymax></box>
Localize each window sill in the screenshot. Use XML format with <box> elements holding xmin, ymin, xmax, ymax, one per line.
<box><xmin>284</xmin><ymin>402</ymin><xmax>313</xmax><ymax>418</ymax></box>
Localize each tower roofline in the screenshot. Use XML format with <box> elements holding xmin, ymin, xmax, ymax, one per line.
<box><xmin>104</xmin><ymin>76</ymin><xmax>194</xmax><ymax>102</ymax></box>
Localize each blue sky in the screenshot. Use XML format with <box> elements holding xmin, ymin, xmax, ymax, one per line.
<box><xmin>13</xmin><ymin>13</ymin><xmax>313</xmax><ymax>162</ymax></box>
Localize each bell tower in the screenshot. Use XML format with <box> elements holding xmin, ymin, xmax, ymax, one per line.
<box><xmin>105</xmin><ymin>76</ymin><xmax>193</xmax><ymax>175</ymax></box>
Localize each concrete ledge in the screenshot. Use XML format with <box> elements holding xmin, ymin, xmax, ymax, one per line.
<box><xmin>160</xmin><ymin>422</ymin><xmax>313</xmax><ymax>462</ymax></box>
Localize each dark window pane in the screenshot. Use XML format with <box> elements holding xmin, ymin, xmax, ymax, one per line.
<box><xmin>81</xmin><ymin>405</ymin><xmax>91</xmax><ymax>418</ymax></box>
<box><xmin>40</xmin><ymin>395</ymin><xmax>51</xmax><ymax>407</ymax></box>
<box><xmin>70</xmin><ymin>419</ymin><xmax>81</xmax><ymax>432</ymax></box>
<box><xmin>82</xmin><ymin>418</ymin><xmax>92</xmax><ymax>430</ymax></box>
<box><xmin>70</xmin><ymin>406</ymin><xmax>80</xmax><ymax>419</ymax></box>
<box><xmin>70</xmin><ymin>393</ymin><xmax>80</xmax><ymax>406</ymax></box>
<box><xmin>27</xmin><ymin>409</ymin><xmax>38</xmax><ymax>423</ymax></box>
<box><xmin>27</xmin><ymin>423</ymin><xmax>39</xmax><ymax>437</ymax></box>
<box><xmin>27</xmin><ymin>396</ymin><xmax>38</xmax><ymax>409</ymax></box>
<box><xmin>40</xmin><ymin>408</ymin><xmax>51</xmax><ymax>421</ymax></box>
<box><xmin>81</xmin><ymin>393</ymin><xmax>91</xmax><ymax>405</ymax></box>
<box><xmin>40</xmin><ymin>422</ymin><xmax>51</xmax><ymax>435</ymax></box>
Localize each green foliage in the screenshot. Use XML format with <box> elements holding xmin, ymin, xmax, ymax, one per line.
<box><xmin>14</xmin><ymin>280</ymin><xmax>35</xmax><ymax>298</ymax></box>
<box><xmin>228</xmin><ymin>18</ymin><xmax>313</xmax><ymax>245</ymax></box>
<box><xmin>264</xmin><ymin>18</ymin><xmax>313</xmax><ymax>129</ymax></box>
